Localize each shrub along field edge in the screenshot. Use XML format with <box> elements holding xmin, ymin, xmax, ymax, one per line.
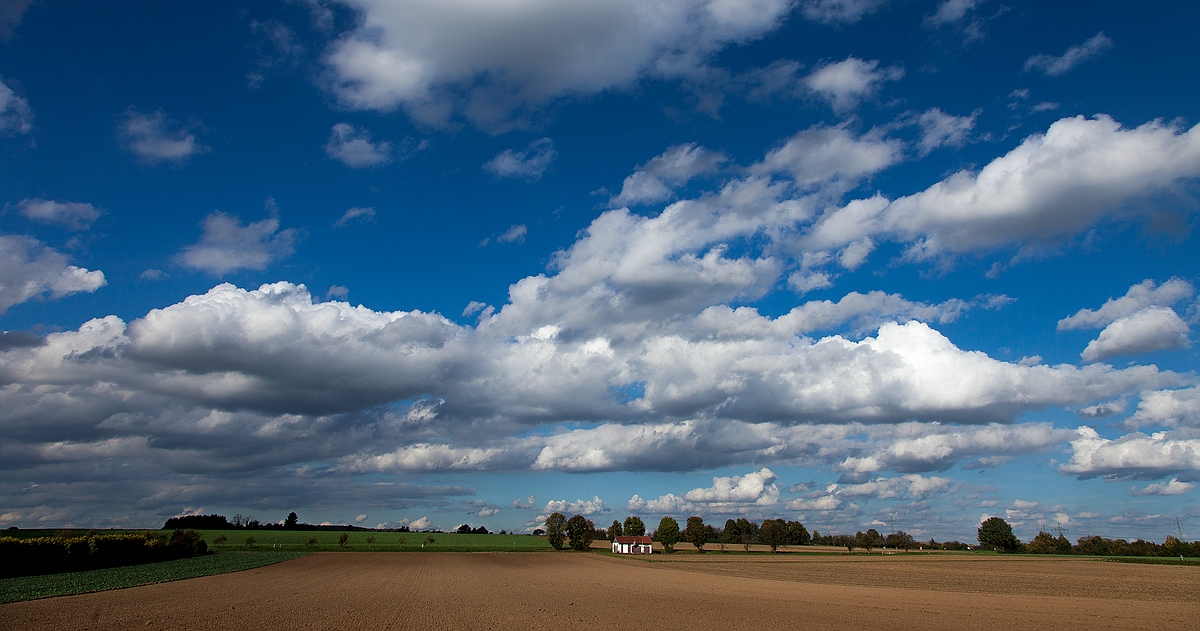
<box><xmin>0</xmin><ymin>550</ymin><xmax>303</xmax><ymax>604</ymax></box>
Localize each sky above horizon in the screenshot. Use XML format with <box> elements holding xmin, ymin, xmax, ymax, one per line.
<box><xmin>1</xmin><ymin>0</ymin><xmax>1198</xmax><ymax>542</ymax></box>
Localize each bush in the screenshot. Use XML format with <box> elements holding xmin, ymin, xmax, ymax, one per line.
<box><xmin>565</xmin><ymin>515</ymin><xmax>595</xmax><ymax>551</ymax></box>
<box><xmin>545</xmin><ymin>513</ymin><xmax>567</xmax><ymax>550</ymax></box>
<box><xmin>0</xmin><ymin>531</ymin><xmax>209</xmax><ymax>579</ymax></box>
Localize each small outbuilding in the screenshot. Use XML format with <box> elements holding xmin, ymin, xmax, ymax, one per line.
<box><xmin>612</xmin><ymin>535</ymin><xmax>653</xmax><ymax>554</ymax></box>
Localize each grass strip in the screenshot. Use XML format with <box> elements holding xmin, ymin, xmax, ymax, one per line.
<box><xmin>0</xmin><ymin>550</ymin><xmax>304</xmax><ymax>604</ymax></box>
<box><xmin>1105</xmin><ymin>557</ymin><xmax>1200</xmax><ymax>566</ymax></box>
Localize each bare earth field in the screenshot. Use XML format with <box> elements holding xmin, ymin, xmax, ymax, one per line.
<box><xmin>2</xmin><ymin>552</ymin><xmax>1196</xmax><ymax>631</ymax></box>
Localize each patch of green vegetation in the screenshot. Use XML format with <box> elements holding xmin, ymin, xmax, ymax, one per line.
<box><xmin>1105</xmin><ymin>556</ymin><xmax>1200</xmax><ymax>566</ymax></box>
<box><xmin>190</xmin><ymin>530</ymin><xmax>553</xmax><ymax>552</ymax></box>
<box><xmin>0</xmin><ymin>551</ymin><xmax>303</xmax><ymax>604</ymax></box>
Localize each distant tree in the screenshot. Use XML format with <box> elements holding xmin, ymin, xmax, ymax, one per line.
<box><xmin>545</xmin><ymin>512</ymin><xmax>567</xmax><ymax>550</ymax></box>
<box><xmin>623</xmin><ymin>516</ymin><xmax>646</xmax><ymax>537</ymax></box>
<box><xmin>757</xmin><ymin>519</ymin><xmax>786</xmax><ymax>553</ymax></box>
<box><xmin>245</xmin><ymin>536</ymin><xmax>256</xmax><ymax>549</ymax></box>
<box><xmin>338</xmin><ymin>532</ymin><xmax>350</xmax><ymax>548</ymax></box>
<box><xmin>163</xmin><ymin>514</ymin><xmax>233</xmax><ymax>530</ymax></box>
<box><xmin>565</xmin><ymin>514</ymin><xmax>595</xmax><ymax>551</ymax></box>
<box><xmin>884</xmin><ymin>531</ymin><xmax>915</xmax><ymax>551</ymax></box>
<box><xmin>609</xmin><ymin>520</ymin><xmax>623</xmax><ymax>540</ymax></box>
<box><xmin>284</xmin><ymin>512</ymin><xmax>299</xmax><ymax>529</ymax></box>
<box><xmin>1075</xmin><ymin>535</ymin><xmax>1111</xmax><ymax>556</ymax></box>
<box><xmin>1028</xmin><ymin>531</ymin><xmax>1058</xmax><ymax>554</ymax></box>
<box><xmin>532</xmin><ymin>528</ymin><xmax>545</xmax><ymax>536</ymax></box>
<box><xmin>306</xmin><ymin>536</ymin><xmax>319</xmax><ymax>548</ymax></box>
<box><xmin>471</xmin><ymin>525</ymin><xmax>491</xmax><ymax>534</ymax></box>
<box><xmin>366</xmin><ymin>536</ymin><xmax>376</xmax><ymax>550</ymax></box>
<box><xmin>786</xmin><ymin>521</ymin><xmax>810</xmax><ymax>546</ymax></box>
<box><xmin>424</xmin><ymin>535</ymin><xmax>436</xmax><ymax>546</ymax></box>
<box><xmin>1055</xmin><ymin>534</ymin><xmax>1073</xmax><ymax>555</ymax></box>
<box><xmin>722</xmin><ymin>519</ymin><xmax>739</xmax><ymax>543</ymax></box>
<box><xmin>213</xmin><ymin>534</ymin><xmax>228</xmax><ymax>549</ymax></box>
<box><xmin>396</xmin><ymin>536</ymin><xmax>406</xmax><ymax>546</ymax></box>
<box><xmin>835</xmin><ymin>534</ymin><xmax>855</xmax><ymax>552</ymax></box>
<box><xmin>657</xmin><ymin>517</ymin><xmax>680</xmax><ymax>553</ymax></box>
<box><xmin>856</xmin><ymin>529</ymin><xmax>881</xmax><ymax>553</ymax></box>
<box><xmin>977</xmin><ymin>517</ymin><xmax>1020</xmax><ymax>553</ymax></box>
<box><xmin>683</xmin><ymin>516</ymin><xmax>708</xmax><ymax>553</ymax></box>
<box><xmin>457</xmin><ymin>524</ymin><xmax>473</xmax><ymax>534</ymax></box>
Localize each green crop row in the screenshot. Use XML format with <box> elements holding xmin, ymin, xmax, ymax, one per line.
<box><xmin>0</xmin><ymin>550</ymin><xmax>303</xmax><ymax>603</ymax></box>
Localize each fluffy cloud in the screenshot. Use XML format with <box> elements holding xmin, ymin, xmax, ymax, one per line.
<box><xmin>1128</xmin><ymin>387</ymin><xmax>1200</xmax><ymax>429</ymax></box>
<box><xmin>1060</xmin><ymin>427</ymin><xmax>1200</xmax><ymax>479</ymax></box>
<box><xmin>1025</xmin><ymin>32</ymin><xmax>1113</xmax><ymax>77</ymax></box>
<box><xmin>483</xmin><ymin>138</ymin><xmax>556</xmax><ymax>181</ymax></box>
<box><xmin>925</xmin><ymin>0</ymin><xmax>981</xmax><ymax>26</ymax></box>
<box><xmin>1129</xmin><ymin>478</ymin><xmax>1195</xmax><ymax>497</ymax></box>
<box><xmin>799</xmin><ymin>0</ymin><xmax>889</xmax><ymax>24</ymax></box>
<box><xmin>1059</xmin><ymin>278</ymin><xmax>1194</xmax><ymax>330</ymax></box>
<box><xmin>325</xmin><ymin>123</ymin><xmax>393</xmax><ymax>167</ymax></box>
<box><xmin>119</xmin><ymin>109</ymin><xmax>207</xmax><ymax>164</ymax></box>
<box><xmin>12</xmin><ymin>199</ymin><xmax>101</xmax><ymax>230</ymax></box>
<box><xmin>536</xmin><ymin>496</ymin><xmax>610</xmax><ymax>521</ymax></box>
<box><xmin>915</xmin><ymin>108</ymin><xmax>978</xmax><ymax>155</ymax></box>
<box><xmin>627</xmin><ymin>469</ymin><xmax>780</xmax><ymax>516</ymax></box>
<box><xmin>0</xmin><ymin>234</ymin><xmax>106</xmax><ymax>314</ymax></box>
<box><xmin>805</xmin><ymin>115</ymin><xmax>1200</xmax><ymax>257</ymax></box>
<box><xmin>751</xmin><ymin>124</ymin><xmax>902</xmax><ymax>191</ymax></box>
<box><xmin>323</xmin><ymin>0</ymin><xmax>794</xmax><ymax>128</ymax></box>
<box><xmin>803</xmin><ymin>57</ymin><xmax>903</xmax><ymax>113</ymax></box>
<box><xmin>1080</xmin><ymin>307</ymin><xmax>1190</xmax><ymax>362</ymax></box>
<box><xmin>176</xmin><ymin>211</ymin><xmax>299</xmax><ymax>275</ymax></box>
<box><xmin>0</xmin><ymin>76</ymin><xmax>33</xmax><ymax>134</ymax></box>
<box><xmin>610</xmin><ymin>144</ymin><xmax>726</xmax><ymax>206</ymax></box>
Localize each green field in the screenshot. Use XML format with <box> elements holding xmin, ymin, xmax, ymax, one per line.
<box><xmin>0</xmin><ymin>550</ymin><xmax>302</xmax><ymax>603</ymax></box>
<box><xmin>194</xmin><ymin>530</ymin><xmax>553</xmax><ymax>552</ymax></box>
<box><xmin>4</xmin><ymin>529</ymin><xmax>553</xmax><ymax>552</ymax></box>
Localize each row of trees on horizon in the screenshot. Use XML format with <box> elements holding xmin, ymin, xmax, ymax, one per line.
<box><xmin>542</xmin><ymin>513</ymin><xmax>1199</xmax><ymax>557</ymax></box>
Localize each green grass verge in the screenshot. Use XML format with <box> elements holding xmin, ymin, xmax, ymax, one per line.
<box><xmin>0</xmin><ymin>551</ymin><xmax>303</xmax><ymax>604</ymax></box>
<box><xmin>4</xmin><ymin>529</ymin><xmax>554</xmax><ymax>552</ymax></box>
<box><xmin>1105</xmin><ymin>556</ymin><xmax>1200</xmax><ymax>566</ymax></box>
<box><xmin>194</xmin><ymin>530</ymin><xmax>554</xmax><ymax>552</ymax></box>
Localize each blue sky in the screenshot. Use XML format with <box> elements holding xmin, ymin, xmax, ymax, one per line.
<box><xmin>1</xmin><ymin>0</ymin><xmax>1198</xmax><ymax>542</ymax></box>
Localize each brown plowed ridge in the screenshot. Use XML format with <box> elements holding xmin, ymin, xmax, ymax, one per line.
<box><xmin>2</xmin><ymin>552</ymin><xmax>1196</xmax><ymax>631</ymax></box>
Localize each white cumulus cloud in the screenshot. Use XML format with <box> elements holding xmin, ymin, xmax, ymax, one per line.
<box><xmin>13</xmin><ymin>199</ymin><xmax>101</xmax><ymax>230</ymax></box>
<box><xmin>611</xmin><ymin>143</ymin><xmax>726</xmax><ymax>206</ymax></box>
<box><xmin>0</xmin><ymin>234</ymin><xmax>106</xmax><ymax>314</ymax></box>
<box><xmin>119</xmin><ymin>109</ymin><xmax>207</xmax><ymax>164</ymax></box>
<box><xmin>803</xmin><ymin>57</ymin><xmax>903</xmax><ymax>114</ymax></box>
<box><xmin>176</xmin><ymin>210</ymin><xmax>299</xmax><ymax>275</ymax></box>
<box><xmin>484</xmin><ymin>138</ymin><xmax>557</xmax><ymax>181</ymax></box>
<box><xmin>1080</xmin><ymin>306</ymin><xmax>1190</xmax><ymax>362</ymax></box>
<box><xmin>0</xmin><ymin>76</ymin><xmax>33</xmax><ymax>134</ymax></box>
<box><xmin>1130</xmin><ymin>478</ymin><xmax>1195</xmax><ymax>497</ymax></box>
<box><xmin>323</xmin><ymin>0</ymin><xmax>794</xmax><ymax>129</ymax></box>
<box><xmin>325</xmin><ymin>123</ymin><xmax>393</xmax><ymax>167</ymax></box>
<box><xmin>1059</xmin><ymin>278</ymin><xmax>1194</xmax><ymax>330</ymax></box>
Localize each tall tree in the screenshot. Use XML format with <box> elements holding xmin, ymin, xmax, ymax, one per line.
<box><xmin>683</xmin><ymin>516</ymin><xmax>708</xmax><ymax>553</ymax></box>
<box><xmin>284</xmin><ymin>512</ymin><xmax>299</xmax><ymax>529</ymax></box>
<box><xmin>565</xmin><ymin>514</ymin><xmax>595</xmax><ymax>551</ymax></box>
<box><xmin>609</xmin><ymin>520</ymin><xmax>623</xmax><ymax>540</ymax></box>
<box><xmin>657</xmin><ymin>516</ymin><xmax>680</xmax><ymax>553</ymax></box>
<box><xmin>786</xmin><ymin>521</ymin><xmax>810</xmax><ymax>546</ymax></box>
<box><xmin>760</xmin><ymin>519</ymin><xmax>787</xmax><ymax>553</ymax></box>
<box><xmin>723</xmin><ymin>519</ymin><xmax>739</xmax><ymax>543</ymax></box>
<box><xmin>623</xmin><ymin>515</ymin><xmax>646</xmax><ymax>537</ymax></box>
<box><xmin>856</xmin><ymin>529</ymin><xmax>881</xmax><ymax>553</ymax></box>
<box><xmin>977</xmin><ymin>517</ymin><xmax>1020</xmax><ymax>552</ymax></box>
<box><xmin>545</xmin><ymin>512</ymin><xmax>567</xmax><ymax>550</ymax></box>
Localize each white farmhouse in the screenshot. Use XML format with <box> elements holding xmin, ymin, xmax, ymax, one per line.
<box><xmin>612</xmin><ymin>535</ymin><xmax>653</xmax><ymax>554</ymax></box>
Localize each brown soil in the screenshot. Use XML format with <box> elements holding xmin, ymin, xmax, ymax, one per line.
<box><xmin>2</xmin><ymin>552</ymin><xmax>1196</xmax><ymax>631</ymax></box>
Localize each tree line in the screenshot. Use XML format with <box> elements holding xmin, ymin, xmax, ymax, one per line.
<box><xmin>977</xmin><ymin>516</ymin><xmax>1199</xmax><ymax>557</ymax></box>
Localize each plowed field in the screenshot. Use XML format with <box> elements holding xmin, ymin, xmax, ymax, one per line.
<box><xmin>2</xmin><ymin>552</ymin><xmax>1196</xmax><ymax>630</ymax></box>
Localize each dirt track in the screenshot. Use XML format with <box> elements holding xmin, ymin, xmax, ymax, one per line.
<box><xmin>2</xmin><ymin>552</ymin><xmax>1196</xmax><ymax>630</ymax></box>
